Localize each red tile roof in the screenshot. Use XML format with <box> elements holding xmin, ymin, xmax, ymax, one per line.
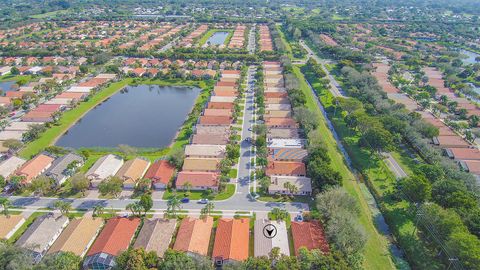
<box><xmin>176</xmin><ymin>171</ymin><xmax>219</xmax><ymax>188</ymax></box>
<box><xmin>212</xmin><ymin>218</ymin><xmax>250</xmax><ymax>262</ymax></box>
<box><xmin>144</xmin><ymin>160</ymin><xmax>175</xmax><ymax>185</ymax></box>
<box><xmin>87</xmin><ymin>217</ymin><xmax>140</xmax><ymax>256</ymax></box>
<box><xmin>266</xmin><ymin>161</ymin><xmax>306</xmax><ymax>176</ymax></box>
<box><xmin>291</xmin><ymin>220</ymin><xmax>329</xmax><ymax>255</ymax></box>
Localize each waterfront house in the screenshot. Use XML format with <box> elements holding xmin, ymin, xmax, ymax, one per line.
<box><xmin>115</xmin><ymin>157</ymin><xmax>150</xmax><ymax>189</ymax></box>
<box><xmin>144</xmin><ymin>160</ymin><xmax>175</xmax><ymax>190</ymax></box>
<box><xmin>15</xmin><ymin>154</ymin><xmax>55</xmax><ymax>184</ymax></box>
<box><xmin>44</xmin><ymin>153</ymin><xmax>84</xmax><ymax>185</ymax></box>
<box><xmin>0</xmin><ymin>156</ymin><xmax>26</xmax><ymax>179</ymax></box>
<box><xmin>86</xmin><ymin>154</ymin><xmax>124</xmax><ymax>187</ymax></box>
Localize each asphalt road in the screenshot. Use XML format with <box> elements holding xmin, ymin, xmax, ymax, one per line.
<box><xmin>6</xmin><ymin>65</ymin><xmax>309</xmax><ymax>215</ymax></box>
<box><xmin>247</xmin><ymin>25</ymin><xmax>256</xmax><ymax>54</ymax></box>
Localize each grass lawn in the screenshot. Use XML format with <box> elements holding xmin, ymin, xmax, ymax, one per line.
<box><xmin>229</xmin><ymin>169</ymin><xmax>238</xmax><ymax>178</ymax></box>
<box><xmin>0</xmin><ymin>74</ymin><xmax>34</xmax><ymax>85</ymax></box>
<box><xmin>292</xmin><ymin>65</ymin><xmax>397</xmax><ymax>270</ymax></box>
<box><xmin>29</xmin><ymin>9</ymin><xmax>68</xmax><ymax>19</ymax></box>
<box><xmin>19</xmin><ymin>78</ymin><xmax>212</xmax><ymax>159</ymax></box>
<box><xmin>198</xmin><ymin>29</ymin><xmax>233</xmax><ymax>46</ymax></box>
<box><xmin>162</xmin><ymin>184</ymin><xmax>235</xmax><ymax>201</ymax></box>
<box><xmin>302</xmin><ymin>65</ymin><xmax>438</xmax><ymax>269</ymax></box>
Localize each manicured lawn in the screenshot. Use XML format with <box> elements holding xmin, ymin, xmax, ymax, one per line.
<box><xmin>162</xmin><ymin>184</ymin><xmax>235</xmax><ymax>201</ymax></box>
<box><xmin>229</xmin><ymin>169</ymin><xmax>238</xmax><ymax>178</ymax></box>
<box><xmin>293</xmin><ymin>65</ymin><xmax>397</xmax><ymax>270</ymax></box>
<box><xmin>302</xmin><ymin>65</ymin><xmax>436</xmax><ymax>269</ymax></box>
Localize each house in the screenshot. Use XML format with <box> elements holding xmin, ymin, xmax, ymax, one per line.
<box><xmin>83</xmin><ymin>217</ymin><xmax>140</xmax><ymax>270</ymax></box>
<box><xmin>133</xmin><ymin>219</ymin><xmax>177</xmax><ymax>257</ymax></box>
<box><xmin>47</xmin><ymin>217</ymin><xmax>104</xmax><ymax>257</ymax></box>
<box><xmin>210</xmin><ymin>96</ymin><xmax>236</xmax><ymax>103</ymax></box>
<box><xmin>432</xmin><ymin>136</ymin><xmax>470</xmax><ymax>148</ymax></box>
<box><xmin>203</xmin><ymin>109</ymin><xmax>233</xmax><ymax>117</ymax></box>
<box><xmin>254</xmin><ymin>219</ymin><xmax>289</xmax><ymax>257</ymax></box>
<box><xmin>266</xmin><ymin>104</ymin><xmax>291</xmax><ymax>111</ymax></box>
<box><xmin>291</xmin><ymin>220</ymin><xmax>329</xmax><ymax>256</ymax></box>
<box><xmin>182</xmin><ymin>158</ymin><xmax>220</xmax><ymax>172</ymax></box>
<box><xmin>176</xmin><ymin>171</ymin><xmax>219</xmax><ymax>191</ymax></box>
<box><xmin>21</xmin><ymin>111</ymin><xmax>54</xmax><ymax>122</ymax></box>
<box><xmin>269</xmin><ymin>148</ymin><xmax>308</xmax><ymax>162</ymax></box>
<box><xmin>86</xmin><ymin>154</ymin><xmax>124</xmax><ymax>187</ymax></box>
<box><xmin>144</xmin><ymin>160</ymin><xmax>175</xmax><ymax>189</ymax></box>
<box><xmin>0</xmin><ymin>130</ymin><xmax>24</xmax><ymax>141</ymax></box>
<box><xmin>15</xmin><ymin>213</ymin><xmax>69</xmax><ymax>263</ymax></box>
<box><xmin>0</xmin><ymin>156</ymin><xmax>26</xmax><ymax>179</ymax></box>
<box><xmin>445</xmin><ymin>148</ymin><xmax>480</xmax><ymax>161</ymax></box>
<box><xmin>459</xmin><ymin>160</ymin><xmax>480</xmax><ymax>175</ymax></box>
<box><xmin>0</xmin><ymin>215</ymin><xmax>26</xmax><ymax>240</ymax></box>
<box><xmin>4</xmin><ymin>121</ymin><xmax>38</xmax><ymax>131</ymax></box>
<box><xmin>198</xmin><ymin>115</ymin><xmax>232</xmax><ymax>126</ymax></box>
<box><xmin>268</xmin><ymin>176</ymin><xmax>312</xmax><ymax>195</ymax></box>
<box><xmin>266</xmin><ymin>161</ymin><xmax>306</xmax><ymax>177</ymax></box>
<box><xmin>173</xmin><ymin>216</ymin><xmax>213</xmax><ymax>257</ymax></box>
<box><xmin>264</xmin><ymin>110</ymin><xmax>291</xmax><ymax>118</ymax></box>
<box><xmin>115</xmin><ymin>157</ymin><xmax>150</xmax><ymax>189</ymax></box>
<box><xmin>265</xmin><ymin>118</ymin><xmax>299</xmax><ymax>129</ymax></box>
<box><xmin>212</xmin><ymin>218</ymin><xmax>250</xmax><ymax>265</ymax></box>
<box><xmin>207</xmin><ymin>102</ymin><xmax>235</xmax><ymax>110</ymax></box>
<box><xmin>44</xmin><ymin>153</ymin><xmax>84</xmax><ymax>185</ymax></box>
<box><xmin>16</xmin><ymin>154</ymin><xmax>55</xmax><ymax>184</ymax></box>
<box><xmin>267</xmin><ymin>128</ymin><xmax>301</xmax><ymax>140</ymax></box>
<box><xmin>195</xmin><ymin>125</ymin><xmax>230</xmax><ymax>136</ymax></box>
<box><xmin>185</xmin><ymin>144</ymin><xmax>226</xmax><ymax>158</ymax></box>
<box><xmin>268</xmin><ymin>139</ymin><xmax>305</xmax><ymax>149</ymax></box>
<box><xmin>192</xmin><ymin>134</ymin><xmax>229</xmax><ymax>145</ymax></box>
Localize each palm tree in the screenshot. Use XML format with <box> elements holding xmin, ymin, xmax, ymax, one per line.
<box><xmin>166</xmin><ymin>195</ymin><xmax>182</xmax><ymax>217</ymax></box>
<box><xmin>183</xmin><ymin>181</ymin><xmax>192</xmax><ymax>196</ymax></box>
<box><xmin>0</xmin><ymin>197</ymin><xmax>11</xmax><ymax>217</ymax></box>
<box><xmin>92</xmin><ymin>205</ymin><xmax>104</xmax><ymax>218</ymax></box>
<box><xmin>201</xmin><ymin>202</ymin><xmax>215</xmax><ymax>217</ymax></box>
<box><xmin>54</xmin><ymin>201</ymin><xmax>72</xmax><ymax>216</ymax></box>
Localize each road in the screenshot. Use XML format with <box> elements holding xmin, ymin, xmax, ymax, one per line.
<box><xmin>299</xmin><ymin>40</ymin><xmax>345</xmax><ymax>97</ymax></box>
<box><xmin>6</xmin><ymin>65</ymin><xmax>309</xmax><ymax>215</ymax></box>
<box><xmin>247</xmin><ymin>25</ymin><xmax>256</xmax><ymax>54</ymax></box>
<box><xmin>300</xmin><ymin>40</ymin><xmax>408</xmax><ymax>180</ymax></box>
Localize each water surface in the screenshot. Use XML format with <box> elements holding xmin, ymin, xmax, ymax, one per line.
<box><xmin>56</xmin><ymin>85</ymin><xmax>201</xmax><ymax>148</ymax></box>
<box><xmin>206</xmin><ymin>31</ymin><xmax>229</xmax><ymax>45</ymax></box>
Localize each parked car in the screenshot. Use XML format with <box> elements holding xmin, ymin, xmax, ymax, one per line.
<box><xmin>181</xmin><ymin>197</ymin><xmax>190</xmax><ymax>203</ymax></box>
<box><xmin>198</xmin><ymin>198</ymin><xmax>209</xmax><ymax>204</ymax></box>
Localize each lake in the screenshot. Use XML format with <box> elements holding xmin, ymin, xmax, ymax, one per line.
<box><xmin>0</xmin><ymin>81</ymin><xmax>17</xmax><ymax>94</ymax></box>
<box><xmin>206</xmin><ymin>31</ymin><xmax>229</xmax><ymax>45</ymax></box>
<box><xmin>460</xmin><ymin>49</ymin><xmax>480</xmax><ymax>65</ymax></box>
<box><xmin>56</xmin><ymin>85</ymin><xmax>201</xmax><ymax>149</ymax></box>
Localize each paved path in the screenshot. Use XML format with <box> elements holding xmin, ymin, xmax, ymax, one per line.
<box><xmin>299</xmin><ymin>40</ymin><xmax>408</xmax><ymax>264</ymax></box>
<box><xmin>5</xmin><ymin>65</ymin><xmax>309</xmax><ymax>215</ymax></box>
<box><xmin>247</xmin><ymin>25</ymin><xmax>256</xmax><ymax>54</ymax></box>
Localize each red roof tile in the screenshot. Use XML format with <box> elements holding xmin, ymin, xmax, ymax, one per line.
<box><xmin>87</xmin><ymin>217</ymin><xmax>140</xmax><ymax>256</ymax></box>
<box><xmin>291</xmin><ymin>220</ymin><xmax>329</xmax><ymax>255</ymax></box>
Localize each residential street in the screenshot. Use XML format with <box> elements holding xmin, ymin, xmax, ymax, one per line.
<box><xmin>6</xmin><ymin>65</ymin><xmax>309</xmax><ymax>215</ymax></box>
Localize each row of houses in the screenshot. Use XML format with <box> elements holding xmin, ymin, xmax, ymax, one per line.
<box><xmin>228</xmin><ymin>25</ymin><xmax>247</xmax><ymax>49</ymax></box>
<box><xmin>259</xmin><ymin>25</ymin><xmax>273</xmax><ymax>52</ymax></box>
<box><xmin>262</xmin><ymin>61</ymin><xmax>313</xmax><ymax>195</ymax></box>
<box><xmin>175</xmin><ymin>69</ymin><xmax>242</xmax><ymax>191</ymax></box>
<box><xmin>0</xmin><ymin>73</ymin><xmax>116</xmax><ymax>151</ymax></box>
<box><xmin>372</xmin><ymin>63</ymin><xmax>480</xmax><ymax>180</ymax></box>
<box><xmin>0</xmin><ymin>152</ymin><xmax>83</xmax><ymax>185</ymax></box>
<box><xmin>179</xmin><ymin>24</ymin><xmax>208</xmax><ymax>48</ymax></box>
<box><xmin>122</xmin><ymin>57</ymin><xmax>242</xmax><ymax>71</ymax></box>
<box><xmin>0</xmin><ymin>214</ymin><xmax>329</xmax><ymax>269</ymax></box>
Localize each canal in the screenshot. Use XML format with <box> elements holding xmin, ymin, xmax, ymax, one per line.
<box><xmin>56</xmin><ymin>85</ymin><xmax>201</xmax><ymax>149</ymax></box>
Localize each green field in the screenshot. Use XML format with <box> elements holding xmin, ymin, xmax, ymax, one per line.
<box><xmin>29</xmin><ymin>9</ymin><xmax>68</xmax><ymax>19</ymax></box>
<box><xmin>292</xmin><ymin>65</ymin><xmax>397</xmax><ymax>270</ymax></box>
<box><xmin>163</xmin><ymin>183</ymin><xmax>235</xmax><ymax>201</ymax></box>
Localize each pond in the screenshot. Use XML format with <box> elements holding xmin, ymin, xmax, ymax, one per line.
<box><xmin>56</xmin><ymin>85</ymin><xmax>201</xmax><ymax>149</ymax></box>
<box><xmin>460</xmin><ymin>49</ymin><xmax>480</xmax><ymax>65</ymax></box>
<box><xmin>206</xmin><ymin>31</ymin><xmax>229</xmax><ymax>45</ymax></box>
<box><xmin>0</xmin><ymin>80</ymin><xmax>17</xmax><ymax>94</ymax></box>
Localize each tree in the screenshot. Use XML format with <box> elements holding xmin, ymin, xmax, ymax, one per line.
<box><xmin>269</xmin><ymin>207</ymin><xmax>288</xmax><ymax>221</ymax></box>
<box><xmin>200</xmin><ymin>202</ymin><xmax>215</xmax><ymax>217</ymax></box>
<box><xmin>92</xmin><ymin>205</ymin><xmax>104</xmax><ymax>218</ymax></box>
<box><xmin>325</xmin><ymin>213</ymin><xmax>367</xmax><ymax>256</ymax></box>
<box><xmin>166</xmin><ymin>195</ymin><xmax>182</xmax><ymax>217</ymax></box>
<box><xmin>98</xmin><ymin>176</ymin><xmax>123</xmax><ymax>198</ymax></box>
<box><xmin>126</xmin><ymin>202</ymin><xmax>143</xmax><ymax>217</ymax></box>
<box><xmin>316</xmin><ymin>188</ymin><xmax>359</xmax><ymax>221</ymax></box>
<box><xmin>447</xmin><ymin>231</ymin><xmax>480</xmax><ymax>269</ymax></box>
<box><xmin>53</xmin><ymin>201</ymin><xmax>72</xmax><ymax>216</ymax></box>
<box><xmin>117</xmin><ymin>144</ymin><xmax>137</xmax><ymax>159</ymax></box>
<box><xmin>70</xmin><ymin>173</ymin><xmax>89</xmax><ymax>195</ymax></box>
<box><xmin>0</xmin><ymin>242</ymin><xmax>34</xmax><ymax>269</ymax></box>
<box><xmin>30</xmin><ymin>176</ymin><xmax>55</xmax><ymax>196</ymax></box>
<box><xmin>22</xmin><ymin>124</ymin><xmax>47</xmax><ymax>142</ymax></box>
<box><xmin>159</xmin><ymin>249</ymin><xmax>197</xmax><ymax>270</ymax></box>
<box><xmin>36</xmin><ymin>251</ymin><xmax>81</xmax><ymax>270</ymax></box>
<box><xmin>283</xmin><ymin>182</ymin><xmax>299</xmax><ymax>196</ymax></box>
<box><xmin>360</xmin><ymin>126</ymin><xmax>394</xmax><ymax>153</ymax></box>
<box><xmin>244</xmin><ymin>256</ymin><xmax>271</xmax><ymax>270</ymax></box>
<box><xmin>2</xmin><ymin>139</ymin><xmax>23</xmax><ymax>152</ymax></box>
<box><xmin>182</xmin><ymin>181</ymin><xmax>193</xmax><ymax>196</ymax></box>
<box><xmin>114</xmin><ymin>248</ymin><xmax>159</xmax><ymax>270</ymax></box>
<box><xmin>398</xmin><ymin>175</ymin><xmax>431</xmax><ymax>204</ymax></box>
<box><xmin>0</xmin><ymin>197</ymin><xmax>11</xmax><ymax>217</ymax></box>
<box><xmin>168</xmin><ymin>148</ymin><xmax>185</xmax><ymax>169</ymax></box>
<box><xmin>139</xmin><ymin>193</ymin><xmax>153</xmax><ymax>215</ymax></box>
